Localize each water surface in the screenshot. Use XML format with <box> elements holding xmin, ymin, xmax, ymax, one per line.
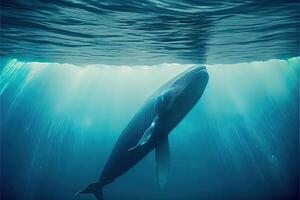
<box><xmin>1</xmin><ymin>0</ymin><xmax>299</xmax><ymax>65</ymax></box>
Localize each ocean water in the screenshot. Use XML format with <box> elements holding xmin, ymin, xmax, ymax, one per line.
<box><xmin>1</xmin><ymin>58</ymin><xmax>299</xmax><ymax>199</ymax></box>
<box><xmin>1</xmin><ymin>0</ymin><xmax>300</xmax><ymax>200</ymax></box>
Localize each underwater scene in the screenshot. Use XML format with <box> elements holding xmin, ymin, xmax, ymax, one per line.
<box><xmin>1</xmin><ymin>1</ymin><xmax>300</xmax><ymax>200</ymax></box>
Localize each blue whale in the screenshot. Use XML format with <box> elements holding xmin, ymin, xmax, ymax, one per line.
<box><xmin>78</xmin><ymin>66</ymin><xmax>209</xmax><ymax>200</ymax></box>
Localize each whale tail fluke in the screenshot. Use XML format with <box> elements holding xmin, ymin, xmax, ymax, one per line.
<box><xmin>76</xmin><ymin>182</ymin><xmax>103</xmax><ymax>200</ymax></box>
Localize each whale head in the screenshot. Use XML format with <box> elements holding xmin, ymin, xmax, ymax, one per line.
<box><xmin>170</xmin><ymin>66</ymin><xmax>209</xmax><ymax>102</ymax></box>
<box><xmin>157</xmin><ymin>66</ymin><xmax>208</xmax><ymax>117</ymax></box>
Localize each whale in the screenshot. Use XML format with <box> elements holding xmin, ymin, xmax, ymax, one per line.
<box><xmin>77</xmin><ymin>66</ymin><xmax>209</xmax><ymax>200</ymax></box>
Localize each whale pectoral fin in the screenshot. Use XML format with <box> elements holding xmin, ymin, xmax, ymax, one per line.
<box><xmin>128</xmin><ymin>116</ymin><xmax>159</xmax><ymax>151</ymax></box>
<box><xmin>155</xmin><ymin>136</ymin><xmax>170</xmax><ymax>190</ymax></box>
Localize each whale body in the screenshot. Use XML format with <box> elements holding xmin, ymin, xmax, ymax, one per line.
<box><xmin>78</xmin><ymin>66</ymin><xmax>209</xmax><ymax>200</ymax></box>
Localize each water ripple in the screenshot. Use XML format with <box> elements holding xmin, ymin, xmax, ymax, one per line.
<box><xmin>1</xmin><ymin>0</ymin><xmax>299</xmax><ymax>65</ymax></box>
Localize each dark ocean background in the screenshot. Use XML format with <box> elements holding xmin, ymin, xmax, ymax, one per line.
<box><xmin>1</xmin><ymin>0</ymin><xmax>300</xmax><ymax>200</ymax></box>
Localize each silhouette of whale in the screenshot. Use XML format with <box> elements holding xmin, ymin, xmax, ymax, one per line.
<box><xmin>77</xmin><ymin>66</ymin><xmax>209</xmax><ymax>200</ymax></box>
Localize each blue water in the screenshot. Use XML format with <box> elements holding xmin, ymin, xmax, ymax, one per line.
<box><xmin>1</xmin><ymin>0</ymin><xmax>300</xmax><ymax>200</ymax></box>
<box><xmin>1</xmin><ymin>58</ymin><xmax>299</xmax><ymax>199</ymax></box>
